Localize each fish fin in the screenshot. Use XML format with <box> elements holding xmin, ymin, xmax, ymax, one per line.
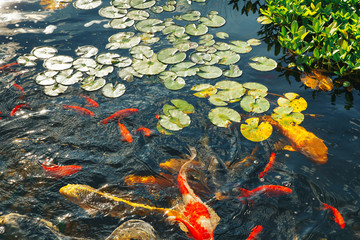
<box><xmin>237</xmin><ymin>188</ymin><xmax>251</xmax><ymax>198</ymax></box>
<box><xmin>80</xmin><ymin>205</ymin><xmax>99</xmax><ymax>217</ymax></box>
<box><xmin>283</xmin><ymin>145</ymin><xmax>296</xmax><ymax>151</ymax></box>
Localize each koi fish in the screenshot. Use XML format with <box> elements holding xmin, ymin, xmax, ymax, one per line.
<box><xmin>246</xmin><ymin>225</ymin><xmax>263</xmax><ymax>240</ymax></box>
<box><xmin>99</xmin><ymin>108</ymin><xmax>139</xmax><ymax>124</ymax></box>
<box><xmin>118</xmin><ymin>120</ymin><xmax>133</xmax><ymax>143</ymax></box>
<box><xmin>174</xmin><ymin>147</ymin><xmax>219</xmax><ymax>240</ymax></box>
<box><xmin>0</xmin><ymin>62</ymin><xmax>18</xmax><ymax>71</ymax></box>
<box><xmin>322</xmin><ymin>203</ymin><xmax>345</xmax><ymax>229</ymax></box>
<box><xmin>238</xmin><ymin>185</ymin><xmax>292</xmax><ymax>200</ymax></box>
<box><xmin>62</xmin><ymin>105</ymin><xmax>95</xmax><ymax>116</ymax></box>
<box><xmin>42</xmin><ymin>158</ymin><xmax>82</xmax><ymax>179</ymax></box>
<box><xmin>134</xmin><ymin>127</ymin><xmax>153</xmax><ymax>137</ymax></box>
<box><xmin>0</xmin><ymin>111</ymin><xmax>2</xmax><ymax>120</ymax></box>
<box><xmin>10</xmin><ymin>103</ymin><xmax>30</xmax><ymax>117</ymax></box>
<box><xmin>80</xmin><ymin>94</ymin><xmax>99</xmax><ymax>108</ymax></box>
<box><xmin>259</xmin><ymin>152</ymin><xmax>276</xmax><ymax>179</ymax></box>
<box><xmin>13</xmin><ymin>83</ymin><xmax>25</xmax><ymax>100</ymax></box>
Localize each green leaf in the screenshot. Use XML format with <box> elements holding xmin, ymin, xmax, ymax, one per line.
<box><xmin>208</xmin><ymin>107</ymin><xmax>241</xmax><ymax>127</ymax></box>
<box><xmin>240</xmin><ymin>117</ymin><xmax>273</xmax><ymax>142</ymax></box>
<box><xmin>249</xmin><ymin>56</ymin><xmax>277</xmax><ymax>71</ymax></box>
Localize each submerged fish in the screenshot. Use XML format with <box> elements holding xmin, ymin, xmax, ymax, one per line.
<box><xmin>42</xmin><ymin>158</ymin><xmax>82</xmax><ymax>179</ymax></box>
<box><xmin>13</xmin><ymin>83</ymin><xmax>25</xmax><ymax>100</ymax></box>
<box><xmin>134</xmin><ymin>127</ymin><xmax>153</xmax><ymax>137</ymax></box>
<box><xmin>246</xmin><ymin>225</ymin><xmax>263</xmax><ymax>240</ymax></box>
<box><xmin>106</xmin><ymin>219</ymin><xmax>157</xmax><ymax>240</ymax></box>
<box><xmin>99</xmin><ymin>108</ymin><xmax>138</xmax><ymax>124</ymax></box>
<box><xmin>237</xmin><ymin>185</ymin><xmax>292</xmax><ymax>201</ymax></box>
<box><xmin>322</xmin><ymin>203</ymin><xmax>345</xmax><ymax>229</ymax></box>
<box><xmin>10</xmin><ymin>103</ymin><xmax>30</xmax><ymax>117</ymax></box>
<box><xmin>118</xmin><ymin>120</ymin><xmax>133</xmax><ymax>143</ymax></box>
<box><xmin>62</xmin><ymin>105</ymin><xmax>95</xmax><ymax>116</ymax></box>
<box><xmin>258</xmin><ymin>152</ymin><xmax>276</xmax><ymax>179</ymax></box>
<box><xmin>80</xmin><ymin>94</ymin><xmax>99</xmax><ymax>108</ymax></box>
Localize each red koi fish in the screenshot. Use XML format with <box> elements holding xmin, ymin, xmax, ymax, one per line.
<box><xmin>0</xmin><ymin>111</ymin><xmax>2</xmax><ymax>119</ymax></box>
<box><xmin>134</xmin><ymin>127</ymin><xmax>153</xmax><ymax>137</ymax></box>
<box><xmin>246</xmin><ymin>225</ymin><xmax>263</xmax><ymax>240</ymax></box>
<box><xmin>99</xmin><ymin>108</ymin><xmax>139</xmax><ymax>124</ymax></box>
<box><xmin>118</xmin><ymin>119</ymin><xmax>133</xmax><ymax>143</ymax></box>
<box><xmin>175</xmin><ymin>148</ymin><xmax>219</xmax><ymax>240</ymax></box>
<box><xmin>0</xmin><ymin>62</ymin><xmax>18</xmax><ymax>71</ymax></box>
<box><xmin>10</xmin><ymin>103</ymin><xmax>30</xmax><ymax>117</ymax></box>
<box><xmin>259</xmin><ymin>152</ymin><xmax>276</xmax><ymax>179</ymax></box>
<box><xmin>42</xmin><ymin>158</ymin><xmax>82</xmax><ymax>179</ymax></box>
<box><xmin>155</xmin><ymin>114</ymin><xmax>160</xmax><ymax>119</ymax></box>
<box><xmin>80</xmin><ymin>94</ymin><xmax>99</xmax><ymax>108</ymax></box>
<box><xmin>238</xmin><ymin>185</ymin><xmax>292</xmax><ymax>200</ymax></box>
<box><xmin>62</xmin><ymin>105</ymin><xmax>95</xmax><ymax>116</ymax></box>
<box><xmin>322</xmin><ymin>203</ymin><xmax>345</xmax><ymax>229</ymax></box>
<box><xmin>13</xmin><ymin>83</ymin><xmax>25</xmax><ymax>100</ymax></box>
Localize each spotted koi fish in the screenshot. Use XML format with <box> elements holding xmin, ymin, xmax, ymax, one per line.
<box><xmin>42</xmin><ymin>158</ymin><xmax>82</xmax><ymax>179</ymax></box>
<box><xmin>258</xmin><ymin>152</ymin><xmax>276</xmax><ymax>179</ymax></box>
<box><xmin>322</xmin><ymin>203</ymin><xmax>345</xmax><ymax>229</ymax></box>
<box><xmin>99</xmin><ymin>108</ymin><xmax>138</xmax><ymax>124</ymax></box>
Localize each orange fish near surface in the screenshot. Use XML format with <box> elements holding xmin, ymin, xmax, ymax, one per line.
<box><xmin>80</xmin><ymin>94</ymin><xmax>99</xmax><ymax>108</ymax></box>
<box><xmin>134</xmin><ymin>127</ymin><xmax>153</xmax><ymax>137</ymax></box>
<box><xmin>99</xmin><ymin>108</ymin><xmax>139</xmax><ymax>124</ymax></box>
<box><xmin>174</xmin><ymin>148</ymin><xmax>219</xmax><ymax>240</ymax></box>
<box><xmin>238</xmin><ymin>185</ymin><xmax>292</xmax><ymax>201</ymax></box>
<box><xmin>259</xmin><ymin>152</ymin><xmax>276</xmax><ymax>179</ymax></box>
<box><xmin>13</xmin><ymin>83</ymin><xmax>25</xmax><ymax>100</ymax></box>
<box><xmin>62</xmin><ymin>105</ymin><xmax>95</xmax><ymax>116</ymax></box>
<box><xmin>10</xmin><ymin>103</ymin><xmax>30</xmax><ymax>117</ymax></box>
<box><xmin>246</xmin><ymin>225</ymin><xmax>263</xmax><ymax>240</ymax></box>
<box><xmin>322</xmin><ymin>203</ymin><xmax>345</xmax><ymax>229</ymax></box>
<box><xmin>42</xmin><ymin>158</ymin><xmax>82</xmax><ymax>179</ymax></box>
<box><xmin>118</xmin><ymin>120</ymin><xmax>133</xmax><ymax>143</ymax></box>
<box><xmin>0</xmin><ymin>62</ymin><xmax>18</xmax><ymax>71</ymax></box>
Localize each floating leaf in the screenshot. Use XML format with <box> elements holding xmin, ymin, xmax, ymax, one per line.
<box><xmin>247</xmin><ymin>38</ymin><xmax>261</xmax><ymax>46</ymax></box>
<box><xmin>81</xmin><ymin>76</ymin><xmax>106</xmax><ymax>91</ymax></box>
<box><xmin>162</xmin><ymin>25</ymin><xmax>185</xmax><ymax>35</ymax></box>
<box><xmin>130</xmin><ymin>45</ymin><xmax>154</xmax><ymax>59</ymax></box>
<box><xmin>157</xmin><ymin>48</ymin><xmax>186</xmax><ymax>64</ymax></box>
<box><xmin>196</xmin><ymin>65</ymin><xmax>222</xmax><ymax>79</ymax></box>
<box><xmin>171</xmin><ymin>99</ymin><xmax>194</xmax><ymax>114</ymax></box>
<box><xmin>127</xmin><ymin>10</ymin><xmax>149</xmax><ymax>20</ymax></box>
<box><xmin>208</xmin><ymin>107</ymin><xmax>241</xmax><ymax>127</ymax></box>
<box><xmin>257</xmin><ymin>16</ymin><xmax>272</xmax><ymax>25</ymax></box>
<box><xmin>17</xmin><ymin>54</ymin><xmax>37</xmax><ymax>67</ymax></box>
<box><xmin>167</xmin><ymin>32</ymin><xmax>190</xmax><ymax>44</ymax></box>
<box><xmin>109</xmin><ymin>17</ymin><xmax>135</xmax><ymax>29</ymax></box>
<box><xmin>243</xmin><ymin>82</ymin><xmax>268</xmax><ymax>97</ymax></box>
<box><xmin>107</xmin><ymin>32</ymin><xmax>141</xmax><ymax>49</ymax></box>
<box><xmin>215</xmin><ymin>80</ymin><xmax>246</xmax><ymax>100</ymax></box>
<box><xmin>300</xmin><ymin>70</ymin><xmax>333</xmax><ymax>91</ymax></box>
<box><xmin>102</xmin><ymin>82</ymin><xmax>126</xmax><ymax>98</ymax></box>
<box><xmin>118</xmin><ymin>66</ymin><xmax>143</xmax><ymax>82</ymax></box>
<box><xmin>228</xmin><ymin>40</ymin><xmax>252</xmax><ymax>54</ymax></box>
<box><xmin>159</xmin><ymin>109</ymin><xmax>191</xmax><ymax>131</ymax></box>
<box><xmin>44</xmin><ymin>55</ymin><xmax>73</xmax><ymax>71</ymax></box>
<box><xmin>240</xmin><ymin>95</ymin><xmax>270</xmax><ymax>113</ymax></box>
<box><xmin>151</xmin><ymin>6</ymin><xmax>163</xmax><ymax>13</ymax></box>
<box><xmin>35</xmin><ymin>71</ymin><xmax>57</xmax><ymax>86</ymax></box>
<box><xmin>99</xmin><ymin>5</ymin><xmax>127</xmax><ymax>18</ymax></box>
<box><xmin>56</xmin><ymin>70</ymin><xmax>83</xmax><ymax>85</ymax></box>
<box><xmin>199</xmin><ymin>14</ymin><xmax>226</xmax><ymax>27</ymax></box>
<box><xmin>73</xmin><ymin>58</ymin><xmax>97</xmax><ymax>72</ymax></box>
<box><xmin>73</xmin><ymin>0</ymin><xmax>102</xmax><ymax>10</ymax></box>
<box><xmin>157</xmin><ymin>122</ymin><xmax>174</xmax><ymax>135</ymax></box>
<box><xmin>214</xmin><ymin>42</ymin><xmax>230</xmax><ymax>51</ymax></box>
<box><xmin>135</xmin><ymin>18</ymin><xmax>165</xmax><ymax>33</ymax></box>
<box><xmin>215</xmin><ymin>50</ymin><xmax>240</xmax><ymax>65</ymax></box>
<box><xmin>272</xmin><ymin>110</ymin><xmax>304</xmax><ymax>126</ymax></box>
<box><xmin>249</xmin><ymin>56</ymin><xmax>277</xmax><ymax>71</ymax></box>
<box><xmin>181</xmin><ymin>10</ymin><xmax>201</xmax><ymax>21</ymax></box>
<box><xmin>133</xmin><ymin>54</ymin><xmax>167</xmax><ymax>75</ymax></box>
<box><xmin>159</xmin><ymin>71</ymin><xmax>177</xmax><ymax>81</ymax></box>
<box><xmin>163</xmin><ymin>4</ymin><xmax>175</xmax><ymax>12</ymax></box>
<box><xmin>112</xmin><ymin>0</ymin><xmax>131</xmax><ymax>8</ymax></box>
<box><xmin>185</xmin><ymin>23</ymin><xmax>208</xmax><ymax>36</ymax></box>
<box><xmin>208</xmin><ymin>94</ymin><xmax>229</xmax><ymax>106</ymax></box>
<box><xmin>277</xmin><ymin>92</ymin><xmax>307</xmax><ymax>112</ymax></box>
<box><xmin>216</xmin><ymin>32</ymin><xmax>229</xmax><ymax>39</ymax></box>
<box><xmin>139</xmin><ymin>33</ymin><xmax>160</xmax><ymax>45</ymax></box>
<box><xmin>115</xmin><ymin>57</ymin><xmax>133</xmax><ymax>68</ymax></box>
<box><xmin>170</xmin><ymin>62</ymin><xmax>198</xmax><ymax>77</ymax></box>
<box><xmin>191</xmin><ymin>84</ymin><xmax>217</xmax><ymax>98</ymax></box>
<box><xmin>129</xmin><ymin>0</ymin><xmax>156</xmax><ymax>9</ymax></box>
<box><xmin>164</xmin><ymin>77</ymin><xmax>185</xmax><ymax>90</ymax></box>
<box><xmin>241</xmin><ymin>117</ymin><xmax>273</xmax><ymax>142</ymax></box>
<box><xmin>87</xmin><ymin>65</ymin><xmax>114</xmax><ymax>77</ymax></box>
<box><xmin>75</xmin><ymin>45</ymin><xmax>98</xmax><ymax>58</ymax></box>
<box><xmin>31</xmin><ymin>46</ymin><xmax>57</xmax><ymax>59</ymax></box>
<box><xmin>96</xmin><ymin>52</ymin><xmax>121</xmax><ymax>65</ymax></box>
<box><xmin>223</xmin><ymin>64</ymin><xmax>243</xmax><ymax>78</ymax></box>
<box><xmin>44</xmin><ymin>84</ymin><xmax>68</xmax><ymax>96</ymax></box>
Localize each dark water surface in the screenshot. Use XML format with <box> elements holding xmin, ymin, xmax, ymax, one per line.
<box><xmin>0</xmin><ymin>0</ymin><xmax>360</xmax><ymax>239</ymax></box>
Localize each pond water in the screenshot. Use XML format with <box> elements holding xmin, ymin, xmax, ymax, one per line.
<box><xmin>0</xmin><ymin>0</ymin><xmax>360</xmax><ymax>239</ymax></box>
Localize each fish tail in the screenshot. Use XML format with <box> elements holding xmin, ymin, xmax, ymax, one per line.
<box><xmin>237</xmin><ymin>188</ymin><xmax>252</xmax><ymax>198</ymax></box>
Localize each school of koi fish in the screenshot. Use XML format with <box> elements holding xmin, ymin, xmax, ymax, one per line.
<box><xmin>0</xmin><ymin>61</ymin><xmax>346</xmax><ymax>239</ymax></box>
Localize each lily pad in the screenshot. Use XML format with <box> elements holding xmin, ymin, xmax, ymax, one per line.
<box><xmin>162</xmin><ymin>25</ymin><xmax>185</xmax><ymax>35</ymax></box>
<box><xmin>277</xmin><ymin>92</ymin><xmax>307</xmax><ymax>112</ymax></box>
<box><xmin>185</xmin><ymin>23</ymin><xmax>208</xmax><ymax>36</ymax></box>
<box><xmin>159</xmin><ymin>109</ymin><xmax>191</xmax><ymax>131</ymax></box>
<box><xmin>43</xmin><ymin>55</ymin><xmax>73</xmax><ymax>71</ymax></box>
<box><xmin>31</xmin><ymin>46</ymin><xmax>57</xmax><ymax>59</ymax></box>
<box><xmin>157</xmin><ymin>48</ymin><xmax>186</xmax><ymax>64</ymax></box>
<box><xmin>181</xmin><ymin>10</ymin><xmax>201</xmax><ymax>21</ymax></box>
<box><xmin>129</xmin><ymin>0</ymin><xmax>155</xmax><ymax>9</ymax></box>
<box><xmin>107</xmin><ymin>32</ymin><xmax>141</xmax><ymax>49</ymax></box>
<box><xmin>199</xmin><ymin>14</ymin><xmax>226</xmax><ymax>27</ymax></box>
<box><xmin>118</xmin><ymin>66</ymin><xmax>143</xmax><ymax>82</ymax></box>
<box><xmin>223</xmin><ymin>64</ymin><xmax>243</xmax><ymax>78</ymax></box>
<box><xmin>216</xmin><ymin>32</ymin><xmax>229</xmax><ymax>39</ymax></box>
<box><xmin>127</xmin><ymin>10</ymin><xmax>149</xmax><ymax>20</ymax></box>
<box><xmin>133</xmin><ymin>54</ymin><xmax>167</xmax><ymax>75</ymax></box>
<box><xmin>99</xmin><ymin>5</ymin><xmax>127</xmax><ymax>18</ymax></box>
<box><xmin>171</xmin><ymin>99</ymin><xmax>195</xmax><ymax>114</ymax></box>
<box><xmin>109</xmin><ymin>17</ymin><xmax>135</xmax><ymax>29</ymax></box>
<box><xmin>56</xmin><ymin>70</ymin><xmax>83</xmax><ymax>85</ymax></box>
<box><xmin>17</xmin><ymin>54</ymin><xmax>37</xmax><ymax>67</ymax></box>
<box><xmin>241</xmin><ymin>117</ymin><xmax>273</xmax><ymax>142</ymax></box>
<box><xmin>81</xmin><ymin>76</ymin><xmax>106</xmax><ymax>91</ymax></box>
<box><xmin>102</xmin><ymin>82</ymin><xmax>126</xmax><ymax>98</ymax></box>
<box><xmin>139</xmin><ymin>33</ymin><xmax>160</xmax><ymax>45</ymax></box>
<box><xmin>150</xmin><ymin>6</ymin><xmax>163</xmax><ymax>13</ymax></box>
<box><xmin>247</xmin><ymin>38</ymin><xmax>261</xmax><ymax>46</ymax></box>
<box><xmin>164</xmin><ymin>77</ymin><xmax>185</xmax><ymax>90</ymax></box>
<box><xmin>215</xmin><ymin>80</ymin><xmax>246</xmax><ymax>100</ymax></box>
<box><xmin>208</xmin><ymin>94</ymin><xmax>230</xmax><ymax>106</ymax></box>
<box><xmin>44</xmin><ymin>84</ymin><xmax>68</xmax><ymax>96</ymax></box>
<box><xmin>135</xmin><ymin>18</ymin><xmax>165</xmax><ymax>33</ymax></box>
<box><xmin>87</xmin><ymin>65</ymin><xmax>114</xmax><ymax>77</ymax></box>
<box><xmin>170</xmin><ymin>62</ymin><xmax>198</xmax><ymax>77</ymax></box>
<box><xmin>174</xmin><ymin>41</ymin><xmax>198</xmax><ymax>52</ymax></box>
<box><xmin>196</xmin><ymin>65</ymin><xmax>222</xmax><ymax>79</ymax></box>
<box><xmin>215</xmin><ymin>50</ymin><xmax>240</xmax><ymax>65</ymax></box>
<box><xmin>163</xmin><ymin>4</ymin><xmax>175</xmax><ymax>12</ymax></box>
<box><xmin>272</xmin><ymin>110</ymin><xmax>304</xmax><ymax>126</ymax></box>
<box><xmin>96</xmin><ymin>52</ymin><xmax>121</xmax><ymax>65</ymax></box>
<box><xmin>243</xmin><ymin>82</ymin><xmax>268</xmax><ymax>97</ymax></box>
<box><xmin>130</xmin><ymin>45</ymin><xmax>154</xmax><ymax>59</ymax></box>
<box><xmin>229</xmin><ymin>40</ymin><xmax>252</xmax><ymax>54</ymax></box>
<box><xmin>112</xmin><ymin>0</ymin><xmax>131</xmax><ymax>8</ymax></box>
<box><xmin>208</xmin><ymin>107</ymin><xmax>241</xmax><ymax>127</ymax></box>
<box><xmin>240</xmin><ymin>95</ymin><xmax>270</xmax><ymax>113</ymax></box>
<box><xmin>73</xmin><ymin>58</ymin><xmax>97</xmax><ymax>72</ymax></box>
<box><xmin>75</xmin><ymin>45</ymin><xmax>98</xmax><ymax>57</ymax></box>
<box><xmin>191</xmin><ymin>84</ymin><xmax>217</xmax><ymax>98</ymax></box>
<box><xmin>249</xmin><ymin>56</ymin><xmax>277</xmax><ymax>71</ymax></box>
<box><xmin>35</xmin><ymin>71</ymin><xmax>57</xmax><ymax>86</ymax></box>
<box><xmin>73</xmin><ymin>0</ymin><xmax>102</xmax><ymax>10</ymax></box>
<box><xmin>214</xmin><ymin>42</ymin><xmax>230</xmax><ymax>51</ymax></box>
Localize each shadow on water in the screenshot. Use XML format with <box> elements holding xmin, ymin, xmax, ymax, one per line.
<box><xmin>0</xmin><ymin>0</ymin><xmax>359</xmax><ymax>239</ymax></box>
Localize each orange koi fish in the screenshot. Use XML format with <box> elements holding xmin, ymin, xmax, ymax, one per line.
<box><xmin>246</xmin><ymin>225</ymin><xmax>263</xmax><ymax>240</ymax></box>
<box><xmin>175</xmin><ymin>148</ymin><xmax>219</xmax><ymax>240</ymax></box>
<box><xmin>238</xmin><ymin>185</ymin><xmax>292</xmax><ymax>200</ymax></box>
<box><xmin>322</xmin><ymin>203</ymin><xmax>345</xmax><ymax>229</ymax></box>
<box><xmin>42</xmin><ymin>158</ymin><xmax>82</xmax><ymax>179</ymax></box>
<box><xmin>10</xmin><ymin>103</ymin><xmax>30</xmax><ymax>117</ymax></box>
<box><xmin>62</xmin><ymin>105</ymin><xmax>95</xmax><ymax>116</ymax></box>
<box><xmin>134</xmin><ymin>127</ymin><xmax>153</xmax><ymax>137</ymax></box>
<box><xmin>0</xmin><ymin>111</ymin><xmax>2</xmax><ymax>119</ymax></box>
<box><xmin>80</xmin><ymin>94</ymin><xmax>99</xmax><ymax>108</ymax></box>
<box><xmin>13</xmin><ymin>83</ymin><xmax>25</xmax><ymax>100</ymax></box>
<box><xmin>259</xmin><ymin>152</ymin><xmax>276</xmax><ymax>179</ymax></box>
<box><xmin>118</xmin><ymin>119</ymin><xmax>133</xmax><ymax>143</ymax></box>
<box><xmin>100</xmin><ymin>108</ymin><xmax>139</xmax><ymax>124</ymax></box>
<box><xmin>0</xmin><ymin>62</ymin><xmax>18</xmax><ymax>71</ymax></box>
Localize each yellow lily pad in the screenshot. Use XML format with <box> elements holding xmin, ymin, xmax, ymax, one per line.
<box><xmin>240</xmin><ymin>117</ymin><xmax>273</xmax><ymax>142</ymax></box>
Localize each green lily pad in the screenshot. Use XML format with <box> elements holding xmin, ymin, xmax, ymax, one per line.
<box><xmin>229</xmin><ymin>40</ymin><xmax>252</xmax><ymax>54</ymax></box>
<box><xmin>215</xmin><ymin>50</ymin><xmax>240</xmax><ymax>65</ymax></box>
<box><xmin>157</xmin><ymin>48</ymin><xmax>186</xmax><ymax>64</ymax></box>
<box><xmin>181</xmin><ymin>10</ymin><xmax>201</xmax><ymax>21</ymax></box>
<box><xmin>214</xmin><ymin>42</ymin><xmax>230</xmax><ymax>51</ymax></box>
<box><xmin>191</xmin><ymin>84</ymin><xmax>217</xmax><ymax>98</ymax></box>
<box><xmin>112</xmin><ymin>0</ymin><xmax>131</xmax><ymax>8</ymax></box>
<box><xmin>199</xmin><ymin>14</ymin><xmax>226</xmax><ymax>27</ymax></box>
<box><xmin>135</xmin><ymin>18</ymin><xmax>165</xmax><ymax>33</ymax></box>
<box><xmin>171</xmin><ymin>99</ymin><xmax>195</xmax><ymax>114</ymax></box>
<box><xmin>240</xmin><ymin>95</ymin><xmax>270</xmax><ymax>113</ymax></box>
<box><xmin>73</xmin><ymin>58</ymin><xmax>97</xmax><ymax>72</ymax></box>
<box><xmin>129</xmin><ymin>0</ymin><xmax>156</xmax><ymax>9</ymax></box>
<box><xmin>150</xmin><ymin>6</ymin><xmax>163</xmax><ymax>13</ymax></box>
<box><xmin>43</xmin><ymin>55</ymin><xmax>73</xmax><ymax>71</ymax></box>
<box><xmin>159</xmin><ymin>109</ymin><xmax>191</xmax><ymax>131</ymax></box>
<box><xmin>87</xmin><ymin>65</ymin><xmax>114</xmax><ymax>77</ymax></box>
<box><xmin>96</xmin><ymin>52</ymin><xmax>121</xmax><ymax>65</ymax></box>
<box><xmin>208</xmin><ymin>94</ymin><xmax>229</xmax><ymax>106</ymax></box>
<box><xmin>164</xmin><ymin>77</ymin><xmax>185</xmax><ymax>90</ymax></box>
<box><xmin>247</xmin><ymin>38</ymin><xmax>261</xmax><ymax>46</ymax></box>
<box><xmin>139</xmin><ymin>33</ymin><xmax>160</xmax><ymax>45</ymax></box>
<box><xmin>102</xmin><ymin>82</ymin><xmax>126</xmax><ymax>98</ymax></box>
<box><xmin>157</xmin><ymin>122</ymin><xmax>174</xmax><ymax>135</ymax></box>
<box><xmin>272</xmin><ymin>111</ymin><xmax>304</xmax><ymax>126</ymax></box>
<box><xmin>170</xmin><ymin>62</ymin><xmax>198</xmax><ymax>77</ymax></box>
<box><xmin>107</xmin><ymin>32</ymin><xmax>141</xmax><ymax>49</ymax></box>
<box><xmin>215</xmin><ymin>80</ymin><xmax>246</xmax><ymax>100</ymax></box>
<box><xmin>243</xmin><ymin>82</ymin><xmax>268</xmax><ymax>97</ymax></box>
<box><xmin>249</xmin><ymin>56</ymin><xmax>277</xmax><ymax>71</ymax></box>
<box><xmin>56</xmin><ymin>70</ymin><xmax>83</xmax><ymax>86</ymax></box>
<box><xmin>75</xmin><ymin>45</ymin><xmax>98</xmax><ymax>58</ymax></box>
<box><xmin>277</xmin><ymin>92</ymin><xmax>307</xmax><ymax>112</ymax></box>
<box><xmin>133</xmin><ymin>54</ymin><xmax>167</xmax><ymax>75</ymax></box>
<box><xmin>241</xmin><ymin>117</ymin><xmax>273</xmax><ymax>142</ymax></box>
<box><xmin>130</xmin><ymin>45</ymin><xmax>154</xmax><ymax>59</ymax></box>
<box><xmin>185</xmin><ymin>23</ymin><xmax>208</xmax><ymax>36</ymax></box>
<box><xmin>126</xmin><ymin>10</ymin><xmax>149</xmax><ymax>20</ymax></box>
<box><xmin>31</xmin><ymin>46</ymin><xmax>57</xmax><ymax>59</ymax></box>
<box><xmin>99</xmin><ymin>5</ymin><xmax>127</xmax><ymax>18</ymax></box>
<box><xmin>190</xmin><ymin>52</ymin><xmax>212</xmax><ymax>64</ymax></box>
<box><xmin>44</xmin><ymin>84</ymin><xmax>68</xmax><ymax>96</ymax></box>
<box><xmin>73</xmin><ymin>0</ymin><xmax>102</xmax><ymax>10</ymax></box>
<box><xmin>216</xmin><ymin>32</ymin><xmax>229</xmax><ymax>39</ymax></box>
<box><xmin>162</xmin><ymin>25</ymin><xmax>185</xmax><ymax>35</ymax></box>
<box><xmin>162</xmin><ymin>104</ymin><xmax>176</xmax><ymax>115</ymax></box>
<box><xmin>174</xmin><ymin>41</ymin><xmax>198</xmax><ymax>52</ymax></box>
<box><xmin>163</xmin><ymin>4</ymin><xmax>175</xmax><ymax>12</ymax></box>
<box><xmin>196</xmin><ymin>65</ymin><xmax>222</xmax><ymax>79</ymax></box>
<box><xmin>35</xmin><ymin>71</ymin><xmax>57</xmax><ymax>86</ymax></box>
<box><xmin>109</xmin><ymin>17</ymin><xmax>135</xmax><ymax>29</ymax></box>
<box><xmin>118</xmin><ymin>66</ymin><xmax>143</xmax><ymax>82</ymax></box>
<box><xmin>223</xmin><ymin>64</ymin><xmax>243</xmax><ymax>78</ymax></box>
<box><xmin>81</xmin><ymin>76</ymin><xmax>106</xmax><ymax>91</ymax></box>
<box><xmin>159</xmin><ymin>71</ymin><xmax>176</xmax><ymax>81</ymax></box>
<box><xmin>208</xmin><ymin>107</ymin><xmax>241</xmax><ymax>127</ymax></box>
<box><xmin>273</xmin><ymin>106</ymin><xmax>293</xmax><ymax>115</ymax></box>
<box><xmin>17</xmin><ymin>54</ymin><xmax>37</xmax><ymax>67</ymax></box>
